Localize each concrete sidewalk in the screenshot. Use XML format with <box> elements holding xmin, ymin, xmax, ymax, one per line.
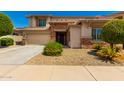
<box><xmin>0</xmin><ymin>65</ymin><xmax>124</xmax><ymax>81</ymax></box>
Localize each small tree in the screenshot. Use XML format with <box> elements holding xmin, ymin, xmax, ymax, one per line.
<box><xmin>101</xmin><ymin>19</ymin><xmax>124</xmax><ymax>48</ymax></box>
<box><xmin>0</xmin><ymin>13</ymin><xmax>14</xmax><ymax>36</ymax></box>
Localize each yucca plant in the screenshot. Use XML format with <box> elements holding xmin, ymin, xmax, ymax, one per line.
<box><xmin>97</xmin><ymin>47</ymin><xmax>117</xmax><ymax>61</ymax></box>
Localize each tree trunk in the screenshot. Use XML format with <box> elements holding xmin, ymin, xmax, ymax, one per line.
<box><xmin>110</xmin><ymin>43</ymin><xmax>114</xmax><ymax>48</ymax></box>
<box><xmin>123</xmin><ymin>44</ymin><xmax>124</xmax><ymax>49</ymax></box>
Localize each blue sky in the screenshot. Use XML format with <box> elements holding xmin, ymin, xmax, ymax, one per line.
<box><xmin>1</xmin><ymin>11</ymin><xmax>119</xmax><ymax>28</ymax></box>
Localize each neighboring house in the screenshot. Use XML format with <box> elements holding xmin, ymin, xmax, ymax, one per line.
<box><xmin>14</xmin><ymin>12</ymin><xmax>124</xmax><ymax>48</ymax></box>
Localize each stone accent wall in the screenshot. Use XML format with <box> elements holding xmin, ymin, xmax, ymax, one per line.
<box><xmin>50</xmin><ymin>26</ymin><xmax>56</xmax><ymax>41</ymax></box>
<box><xmin>81</xmin><ymin>38</ymin><xmax>110</xmax><ymax>49</ymax></box>
<box><xmin>81</xmin><ymin>38</ymin><xmax>93</xmax><ymax>49</ymax></box>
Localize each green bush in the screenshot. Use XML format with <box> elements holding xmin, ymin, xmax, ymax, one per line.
<box><xmin>0</xmin><ymin>37</ymin><xmax>14</xmax><ymax>46</ymax></box>
<box><xmin>101</xmin><ymin>20</ymin><xmax>124</xmax><ymax>48</ymax></box>
<box><xmin>97</xmin><ymin>47</ymin><xmax>117</xmax><ymax>60</ymax></box>
<box><xmin>0</xmin><ymin>13</ymin><xmax>14</xmax><ymax>36</ymax></box>
<box><xmin>93</xmin><ymin>43</ymin><xmax>102</xmax><ymax>51</ymax></box>
<box><xmin>43</xmin><ymin>42</ymin><xmax>63</xmax><ymax>56</ymax></box>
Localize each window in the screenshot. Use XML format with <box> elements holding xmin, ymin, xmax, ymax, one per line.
<box><xmin>92</xmin><ymin>28</ymin><xmax>102</xmax><ymax>41</ymax></box>
<box><xmin>39</xmin><ymin>19</ymin><xmax>46</xmax><ymax>27</ymax></box>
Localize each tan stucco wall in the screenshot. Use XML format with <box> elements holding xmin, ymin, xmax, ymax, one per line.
<box><xmin>29</xmin><ymin>17</ymin><xmax>37</xmax><ymax>27</ymax></box>
<box><xmin>13</xmin><ymin>36</ymin><xmax>23</xmax><ymax>42</ymax></box>
<box><xmin>81</xmin><ymin>23</ymin><xmax>92</xmax><ymax>38</ymax></box>
<box><xmin>54</xmin><ymin>28</ymin><xmax>67</xmax><ymax>32</ymax></box>
<box><xmin>29</xmin><ymin>18</ymin><xmax>32</xmax><ymax>27</ymax></box>
<box><xmin>69</xmin><ymin>26</ymin><xmax>81</xmax><ymax>48</ymax></box>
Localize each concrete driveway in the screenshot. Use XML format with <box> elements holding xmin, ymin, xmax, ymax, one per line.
<box><xmin>0</xmin><ymin>45</ymin><xmax>44</xmax><ymax>64</ymax></box>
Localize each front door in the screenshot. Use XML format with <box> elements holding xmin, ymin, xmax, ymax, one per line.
<box><xmin>56</xmin><ymin>32</ymin><xmax>67</xmax><ymax>45</ymax></box>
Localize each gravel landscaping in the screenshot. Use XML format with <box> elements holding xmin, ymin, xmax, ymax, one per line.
<box><xmin>26</xmin><ymin>49</ymin><xmax>124</xmax><ymax>66</ymax></box>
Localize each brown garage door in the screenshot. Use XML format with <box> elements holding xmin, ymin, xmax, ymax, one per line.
<box><xmin>27</xmin><ymin>33</ymin><xmax>50</xmax><ymax>45</ymax></box>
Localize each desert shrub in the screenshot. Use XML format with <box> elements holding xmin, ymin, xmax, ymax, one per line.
<box><xmin>43</xmin><ymin>42</ymin><xmax>63</xmax><ymax>56</ymax></box>
<box><xmin>97</xmin><ymin>47</ymin><xmax>117</xmax><ymax>60</ymax></box>
<box><xmin>93</xmin><ymin>43</ymin><xmax>102</xmax><ymax>51</ymax></box>
<box><xmin>0</xmin><ymin>37</ymin><xmax>14</xmax><ymax>46</ymax></box>
<box><xmin>0</xmin><ymin>13</ymin><xmax>14</xmax><ymax>36</ymax></box>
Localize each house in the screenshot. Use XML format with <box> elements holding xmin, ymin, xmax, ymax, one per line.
<box><xmin>14</xmin><ymin>12</ymin><xmax>124</xmax><ymax>48</ymax></box>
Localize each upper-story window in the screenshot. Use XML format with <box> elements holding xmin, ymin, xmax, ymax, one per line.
<box><xmin>92</xmin><ymin>28</ymin><xmax>102</xmax><ymax>41</ymax></box>
<box><xmin>39</xmin><ymin>19</ymin><xmax>46</xmax><ymax>27</ymax></box>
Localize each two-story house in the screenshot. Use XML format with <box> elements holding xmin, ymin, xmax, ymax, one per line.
<box><xmin>14</xmin><ymin>12</ymin><xmax>124</xmax><ymax>48</ymax></box>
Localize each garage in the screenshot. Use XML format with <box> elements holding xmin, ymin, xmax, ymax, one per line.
<box><xmin>26</xmin><ymin>32</ymin><xmax>50</xmax><ymax>45</ymax></box>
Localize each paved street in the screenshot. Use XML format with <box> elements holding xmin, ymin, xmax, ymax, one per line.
<box><xmin>0</xmin><ymin>65</ymin><xmax>124</xmax><ymax>81</ymax></box>
<box><xmin>0</xmin><ymin>45</ymin><xmax>44</xmax><ymax>64</ymax></box>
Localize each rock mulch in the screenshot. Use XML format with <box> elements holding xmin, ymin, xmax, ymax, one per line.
<box><xmin>26</xmin><ymin>49</ymin><xmax>124</xmax><ymax>66</ymax></box>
